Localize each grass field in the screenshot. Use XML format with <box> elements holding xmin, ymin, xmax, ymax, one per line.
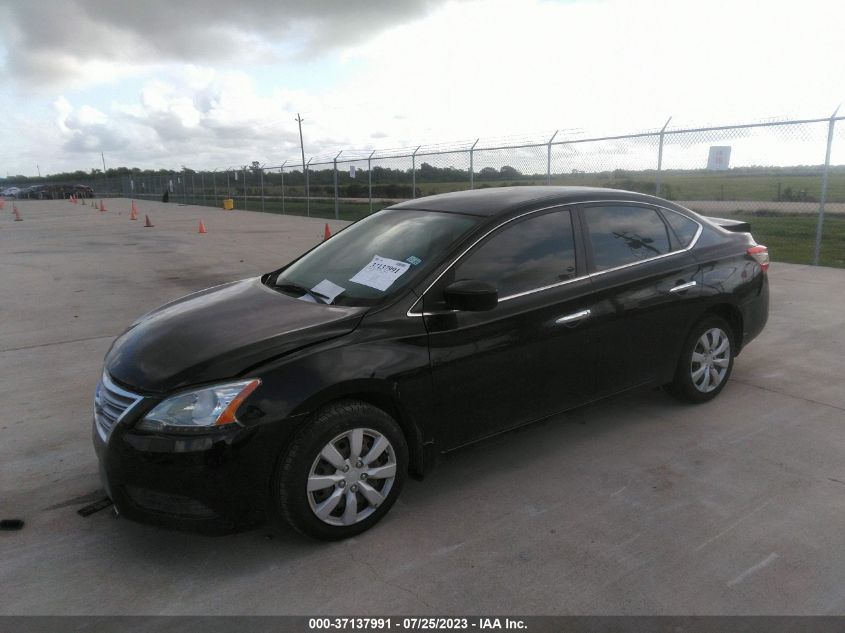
<box><xmin>415</xmin><ymin>172</ymin><xmax>845</xmax><ymax>202</ymax></box>
<box><xmin>141</xmin><ymin>167</ymin><xmax>845</xmax><ymax>207</ymax></box>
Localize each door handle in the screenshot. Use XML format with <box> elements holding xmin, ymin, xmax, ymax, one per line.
<box><xmin>555</xmin><ymin>309</ymin><xmax>591</xmax><ymax>325</ymax></box>
<box><xmin>669</xmin><ymin>280</ymin><xmax>697</xmax><ymax>293</ymax></box>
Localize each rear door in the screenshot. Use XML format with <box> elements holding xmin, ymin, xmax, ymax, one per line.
<box><xmin>420</xmin><ymin>207</ymin><xmax>596</xmax><ymax>449</ymax></box>
<box><xmin>578</xmin><ymin>203</ymin><xmax>705</xmax><ymax>395</ymax></box>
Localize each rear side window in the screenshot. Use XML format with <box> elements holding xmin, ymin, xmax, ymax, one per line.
<box><xmin>662</xmin><ymin>209</ymin><xmax>699</xmax><ymax>248</ymax></box>
<box><xmin>584</xmin><ymin>205</ymin><xmax>671</xmax><ymax>271</ymax></box>
<box><xmin>454</xmin><ymin>210</ymin><xmax>577</xmax><ymax>297</ymax></box>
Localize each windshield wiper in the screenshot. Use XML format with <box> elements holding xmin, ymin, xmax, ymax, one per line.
<box><xmin>275</xmin><ymin>281</ymin><xmax>332</xmax><ymax>304</ymax></box>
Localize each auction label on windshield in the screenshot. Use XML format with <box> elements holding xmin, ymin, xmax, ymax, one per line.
<box><xmin>311</xmin><ymin>279</ymin><xmax>346</xmax><ymax>303</ymax></box>
<box><xmin>349</xmin><ymin>255</ymin><xmax>411</xmax><ymax>291</ymax></box>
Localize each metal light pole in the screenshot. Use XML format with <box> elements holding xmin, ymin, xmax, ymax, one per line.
<box><xmin>101</xmin><ymin>151</ymin><xmax>108</xmax><ymax>196</ymax></box>
<box><xmin>306</xmin><ymin>157</ymin><xmax>313</xmax><ymax>216</ymax></box>
<box><xmin>368</xmin><ymin>150</ymin><xmax>375</xmax><ymax>214</ymax></box>
<box><xmin>656</xmin><ymin>116</ymin><xmax>672</xmax><ymax>196</ymax></box>
<box><xmin>546</xmin><ymin>130</ymin><xmax>558</xmax><ymax>185</ymax></box>
<box><xmin>296</xmin><ymin>113</ymin><xmax>308</xmax><ymax>214</ymax></box>
<box><xmin>469</xmin><ymin>139</ymin><xmax>479</xmax><ymax>189</ymax></box>
<box><xmin>411</xmin><ymin>146</ymin><xmax>421</xmax><ymax>199</ymax></box>
<box><xmin>813</xmin><ymin>105</ymin><xmax>840</xmax><ymax>266</ymax></box>
<box><xmin>333</xmin><ymin>151</ymin><xmax>342</xmax><ymax>219</ymax></box>
<box><xmin>259</xmin><ymin>163</ymin><xmax>266</xmax><ymax>213</ymax></box>
<box><xmin>280</xmin><ymin>160</ymin><xmax>287</xmax><ymax>215</ymax></box>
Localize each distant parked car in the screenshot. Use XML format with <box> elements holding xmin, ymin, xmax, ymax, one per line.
<box><xmin>94</xmin><ymin>187</ymin><xmax>770</xmax><ymax>539</ymax></box>
<box><xmin>1</xmin><ymin>186</ymin><xmax>21</xmax><ymax>197</ymax></box>
<box><xmin>73</xmin><ymin>184</ymin><xmax>94</xmax><ymax>198</ymax></box>
<box><xmin>19</xmin><ymin>184</ymin><xmax>52</xmax><ymax>199</ymax></box>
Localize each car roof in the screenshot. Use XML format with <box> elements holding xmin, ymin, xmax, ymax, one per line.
<box><xmin>389</xmin><ymin>186</ymin><xmax>677</xmax><ymax>217</ymax></box>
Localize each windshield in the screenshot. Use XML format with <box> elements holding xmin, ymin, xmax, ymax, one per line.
<box><xmin>272</xmin><ymin>209</ymin><xmax>480</xmax><ymax>306</ymax></box>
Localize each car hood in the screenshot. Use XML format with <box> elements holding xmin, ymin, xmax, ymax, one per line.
<box><xmin>105</xmin><ymin>277</ymin><xmax>367</xmax><ymax>394</ymax></box>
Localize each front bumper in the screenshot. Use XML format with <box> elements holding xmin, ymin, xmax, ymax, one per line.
<box><xmin>93</xmin><ymin>413</ymin><xmax>297</xmax><ymax>535</ymax></box>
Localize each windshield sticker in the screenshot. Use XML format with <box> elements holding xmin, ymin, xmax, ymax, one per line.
<box><xmin>406</xmin><ymin>255</ymin><xmax>422</xmax><ymax>266</ymax></box>
<box><xmin>311</xmin><ymin>279</ymin><xmax>346</xmax><ymax>303</ymax></box>
<box><xmin>349</xmin><ymin>255</ymin><xmax>411</xmax><ymax>292</ymax></box>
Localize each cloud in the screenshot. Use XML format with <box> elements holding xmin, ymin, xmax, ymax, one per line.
<box><xmin>4</xmin><ymin>0</ymin><xmax>843</xmax><ymax>177</ymax></box>
<box><xmin>48</xmin><ymin>71</ymin><xmax>341</xmax><ymax>170</ymax></box>
<box><xmin>0</xmin><ymin>0</ymin><xmax>451</xmax><ymax>88</ymax></box>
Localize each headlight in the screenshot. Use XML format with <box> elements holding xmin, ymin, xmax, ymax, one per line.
<box><xmin>136</xmin><ymin>379</ymin><xmax>261</xmax><ymax>433</ymax></box>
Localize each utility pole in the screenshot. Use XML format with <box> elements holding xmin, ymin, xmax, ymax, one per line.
<box><xmin>36</xmin><ymin>164</ymin><xmax>41</xmax><ymax>178</ymax></box>
<box><xmin>296</xmin><ymin>113</ymin><xmax>308</xmax><ymax>214</ymax></box>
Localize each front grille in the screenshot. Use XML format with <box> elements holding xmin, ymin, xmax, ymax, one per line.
<box><xmin>94</xmin><ymin>372</ymin><xmax>143</xmax><ymax>442</ymax></box>
<box><xmin>125</xmin><ymin>486</ymin><xmax>217</xmax><ymax>518</ymax></box>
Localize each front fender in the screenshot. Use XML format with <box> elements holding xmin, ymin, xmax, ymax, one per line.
<box><xmin>241</xmin><ymin>320</ymin><xmax>434</xmax><ymax>475</ymax></box>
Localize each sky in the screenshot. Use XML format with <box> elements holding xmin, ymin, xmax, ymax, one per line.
<box><xmin>0</xmin><ymin>0</ymin><xmax>843</xmax><ymax>177</ymax></box>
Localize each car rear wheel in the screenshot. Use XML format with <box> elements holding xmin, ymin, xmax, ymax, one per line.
<box><xmin>274</xmin><ymin>400</ymin><xmax>407</xmax><ymax>540</ymax></box>
<box><xmin>667</xmin><ymin>315</ymin><xmax>734</xmax><ymax>403</ymax></box>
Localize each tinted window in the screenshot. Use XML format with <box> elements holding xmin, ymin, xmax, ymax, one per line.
<box><xmin>662</xmin><ymin>209</ymin><xmax>699</xmax><ymax>247</ymax></box>
<box><xmin>453</xmin><ymin>210</ymin><xmax>577</xmax><ymax>297</ymax></box>
<box><xmin>584</xmin><ymin>206</ymin><xmax>671</xmax><ymax>271</ymax></box>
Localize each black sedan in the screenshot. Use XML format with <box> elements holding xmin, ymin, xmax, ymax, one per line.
<box><xmin>94</xmin><ymin>187</ymin><xmax>769</xmax><ymax>539</ymax></box>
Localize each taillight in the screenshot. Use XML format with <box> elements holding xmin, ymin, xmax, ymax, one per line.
<box><xmin>747</xmin><ymin>245</ymin><xmax>769</xmax><ymax>272</ymax></box>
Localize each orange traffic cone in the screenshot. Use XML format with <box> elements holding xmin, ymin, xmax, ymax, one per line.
<box><xmin>144</xmin><ymin>214</ymin><xmax>154</xmax><ymax>227</ymax></box>
<box><xmin>129</xmin><ymin>207</ymin><xmax>138</xmax><ymax>221</ymax></box>
<box><xmin>0</xmin><ymin>199</ymin><xmax>5</xmax><ymax>210</ymax></box>
<box><xmin>99</xmin><ymin>200</ymin><xmax>107</xmax><ymax>212</ymax></box>
<box><xmin>13</xmin><ymin>207</ymin><xmax>23</xmax><ymax>221</ymax></box>
<box><xmin>131</xmin><ymin>200</ymin><xmax>137</xmax><ymax>214</ymax></box>
<box><xmin>12</xmin><ymin>203</ymin><xmax>18</xmax><ymax>214</ymax></box>
<box><xmin>323</xmin><ymin>223</ymin><xmax>331</xmax><ymax>241</ymax></box>
<box><xmin>198</xmin><ymin>220</ymin><xmax>207</xmax><ymax>234</ymax></box>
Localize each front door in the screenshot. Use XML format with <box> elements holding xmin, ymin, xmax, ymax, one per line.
<box><xmin>422</xmin><ymin>207</ymin><xmax>596</xmax><ymax>450</ymax></box>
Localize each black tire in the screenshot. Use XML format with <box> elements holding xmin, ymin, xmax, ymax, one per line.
<box><xmin>274</xmin><ymin>400</ymin><xmax>408</xmax><ymax>540</ymax></box>
<box><xmin>667</xmin><ymin>315</ymin><xmax>735</xmax><ymax>403</ymax></box>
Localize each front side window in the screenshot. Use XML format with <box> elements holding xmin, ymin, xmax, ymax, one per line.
<box><xmin>273</xmin><ymin>209</ymin><xmax>479</xmax><ymax>306</ymax></box>
<box><xmin>584</xmin><ymin>205</ymin><xmax>672</xmax><ymax>271</ymax></box>
<box><xmin>452</xmin><ymin>210</ymin><xmax>577</xmax><ymax>298</ymax></box>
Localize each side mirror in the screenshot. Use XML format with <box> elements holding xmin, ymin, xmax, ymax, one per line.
<box><xmin>443</xmin><ymin>280</ymin><xmax>498</xmax><ymax>312</ymax></box>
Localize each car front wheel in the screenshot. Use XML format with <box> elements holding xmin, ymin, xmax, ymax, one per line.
<box><xmin>274</xmin><ymin>400</ymin><xmax>408</xmax><ymax>540</ymax></box>
<box><xmin>667</xmin><ymin>315</ymin><xmax>735</xmax><ymax>403</ymax></box>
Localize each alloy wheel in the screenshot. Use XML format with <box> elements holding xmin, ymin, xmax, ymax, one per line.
<box><xmin>306</xmin><ymin>427</ymin><xmax>397</xmax><ymax>526</ymax></box>
<box><xmin>690</xmin><ymin>327</ymin><xmax>731</xmax><ymax>393</ymax></box>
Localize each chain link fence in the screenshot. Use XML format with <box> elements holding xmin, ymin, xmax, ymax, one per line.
<box><xmin>4</xmin><ymin>113</ymin><xmax>843</xmax><ymax>265</ymax></box>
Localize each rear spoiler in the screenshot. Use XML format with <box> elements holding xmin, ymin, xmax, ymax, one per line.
<box><xmin>705</xmin><ymin>216</ymin><xmax>751</xmax><ymax>233</ymax></box>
